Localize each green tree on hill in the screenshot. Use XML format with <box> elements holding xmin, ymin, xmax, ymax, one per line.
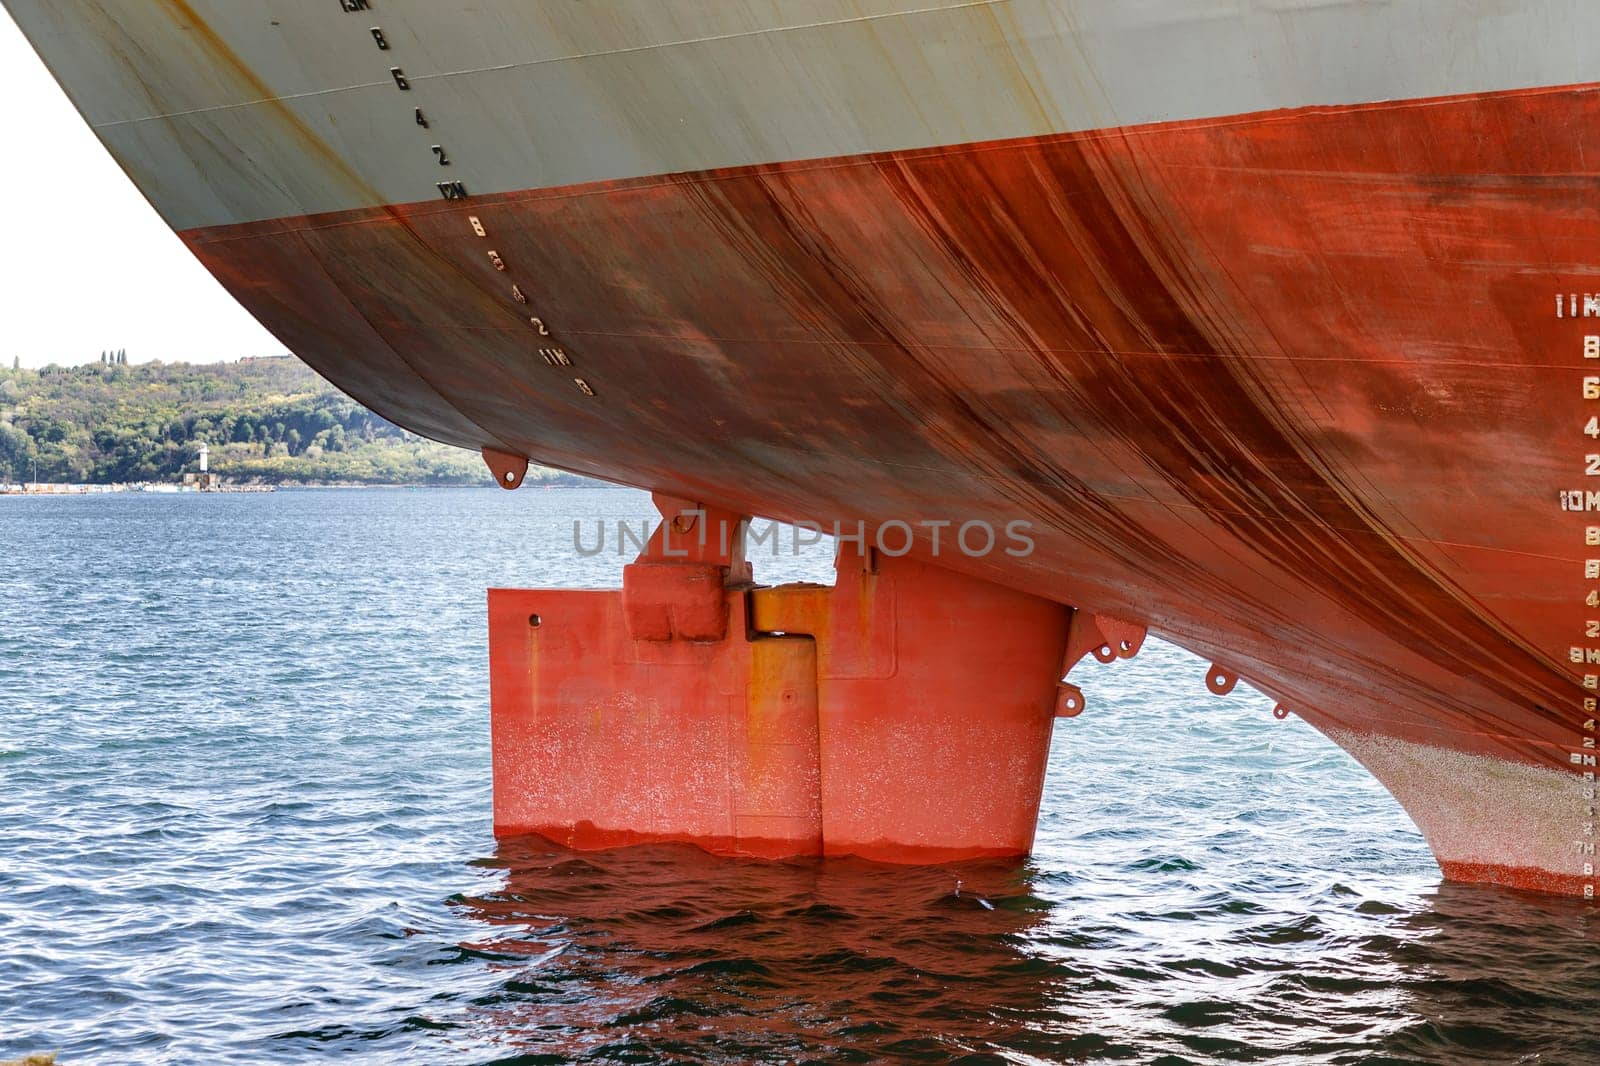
<box><xmin>0</xmin><ymin>356</ymin><xmax>551</xmax><ymax>487</ymax></box>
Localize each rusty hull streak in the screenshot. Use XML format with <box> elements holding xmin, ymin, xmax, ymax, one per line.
<box><xmin>153</xmin><ymin>0</ymin><xmax>382</xmax><ymax>206</ymax></box>
<box><xmin>884</xmin><ymin>126</ymin><xmax>1575</xmax><ymax>726</ymax></box>
<box><xmin>180</xmin><ymin>84</ymin><xmax>1599</xmax><ymax>785</ymax></box>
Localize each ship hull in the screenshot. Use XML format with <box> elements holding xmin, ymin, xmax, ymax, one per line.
<box><xmin>6</xmin><ymin>1</ymin><xmax>1599</xmax><ymax>894</ymax></box>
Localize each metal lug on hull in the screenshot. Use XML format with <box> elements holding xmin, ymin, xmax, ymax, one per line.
<box><xmin>1206</xmin><ymin>664</ymin><xmax>1240</xmax><ymax>696</ymax></box>
<box><xmin>481</xmin><ymin>447</ymin><xmax>529</xmax><ymax>490</ymax></box>
<box><xmin>1055</xmin><ymin>683</ymin><xmax>1086</xmax><ymax>719</ymax></box>
<box><xmin>1053</xmin><ymin>610</ymin><xmax>1149</xmax><ymax>715</ymax></box>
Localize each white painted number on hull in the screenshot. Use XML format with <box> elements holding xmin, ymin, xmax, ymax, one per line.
<box><xmin>1564</xmin><ymin>303</ymin><xmax>1600</xmax><ymax>898</ymax></box>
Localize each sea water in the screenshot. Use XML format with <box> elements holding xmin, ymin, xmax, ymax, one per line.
<box><xmin>1</xmin><ymin>487</ymin><xmax>1596</xmax><ymax>1064</ymax></box>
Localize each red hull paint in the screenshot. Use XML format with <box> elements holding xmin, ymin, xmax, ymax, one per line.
<box><xmin>185</xmin><ymin>84</ymin><xmax>1600</xmax><ymax>894</ymax></box>
<box><xmin>488</xmin><ymin>524</ymin><xmax>1070</xmax><ymax>863</ymax></box>
<box><xmin>1438</xmin><ymin>861</ymin><xmax>1593</xmax><ymax>899</ymax></box>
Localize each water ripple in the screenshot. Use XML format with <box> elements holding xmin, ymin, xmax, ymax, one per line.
<box><xmin>2</xmin><ymin>489</ymin><xmax>1598</xmax><ymax>1063</ymax></box>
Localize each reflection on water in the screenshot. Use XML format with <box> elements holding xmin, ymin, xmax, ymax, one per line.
<box><xmin>1378</xmin><ymin>883</ymin><xmax>1600</xmax><ymax>1063</ymax></box>
<box><xmin>457</xmin><ymin>839</ymin><xmax>1053</xmax><ymax>1062</ymax></box>
<box><xmin>452</xmin><ymin>841</ymin><xmax>1600</xmax><ymax>1064</ymax></box>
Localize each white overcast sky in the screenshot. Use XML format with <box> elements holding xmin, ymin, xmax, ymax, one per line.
<box><xmin>0</xmin><ymin>8</ymin><xmax>285</xmax><ymax>367</ymax></box>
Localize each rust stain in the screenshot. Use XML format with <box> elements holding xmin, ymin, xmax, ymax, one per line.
<box><xmin>867</xmin><ymin>122</ymin><xmax>1582</xmax><ymax>745</ymax></box>
<box><xmin>149</xmin><ymin>0</ymin><xmax>539</xmax><ymax>457</ymax></box>
<box><xmin>155</xmin><ymin>0</ymin><xmax>386</xmax><ymax>206</ymax></box>
<box><xmin>184</xmin><ymin>82</ymin><xmax>1599</xmax><ymax>785</ymax></box>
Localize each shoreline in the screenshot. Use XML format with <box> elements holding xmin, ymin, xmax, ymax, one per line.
<box><xmin>0</xmin><ymin>478</ymin><xmax>585</xmax><ymax>495</ymax></box>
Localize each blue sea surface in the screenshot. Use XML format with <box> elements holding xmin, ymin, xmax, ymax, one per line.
<box><xmin>1</xmin><ymin>487</ymin><xmax>1597</xmax><ymax>1064</ymax></box>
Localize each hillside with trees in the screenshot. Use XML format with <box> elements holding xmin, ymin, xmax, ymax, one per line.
<box><xmin>0</xmin><ymin>356</ymin><xmax>532</xmax><ymax>486</ymax></box>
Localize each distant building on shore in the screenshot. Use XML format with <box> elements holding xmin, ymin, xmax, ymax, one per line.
<box><xmin>182</xmin><ymin>443</ymin><xmax>219</xmax><ymax>492</ymax></box>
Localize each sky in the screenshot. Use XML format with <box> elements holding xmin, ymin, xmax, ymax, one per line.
<box><xmin>0</xmin><ymin>8</ymin><xmax>285</xmax><ymax>367</ymax></box>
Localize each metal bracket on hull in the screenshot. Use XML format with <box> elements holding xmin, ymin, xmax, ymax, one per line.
<box><xmin>488</xmin><ymin>497</ymin><xmax>1074</xmax><ymax>862</ymax></box>
<box><xmin>1056</xmin><ymin>683</ymin><xmax>1086</xmax><ymax>718</ymax></box>
<box><xmin>1207</xmin><ymin>669</ymin><xmax>1295</xmax><ymax>721</ymax></box>
<box><xmin>621</xmin><ymin>495</ymin><xmax>751</xmax><ymax>643</ymax></box>
<box><xmin>481</xmin><ymin>447</ymin><xmax>529</xmax><ymax>490</ymax></box>
<box><xmin>1054</xmin><ymin>610</ymin><xmax>1148</xmax><ymax>715</ymax></box>
<box><xmin>1205</xmin><ymin>664</ymin><xmax>1239</xmax><ymax>696</ymax></box>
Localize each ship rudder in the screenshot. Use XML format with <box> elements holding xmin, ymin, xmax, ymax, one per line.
<box><xmin>487</xmin><ymin>497</ymin><xmax>1071</xmax><ymax>862</ymax></box>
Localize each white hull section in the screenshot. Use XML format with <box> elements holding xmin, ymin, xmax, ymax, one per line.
<box><xmin>2</xmin><ymin>1</ymin><xmax>1598</xmax><ymax>229</ymax></box>
<box><xmin>1334</xmin><ymin>729</ymin><xmax>1595</xmax><ymax>895</ymax></box>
